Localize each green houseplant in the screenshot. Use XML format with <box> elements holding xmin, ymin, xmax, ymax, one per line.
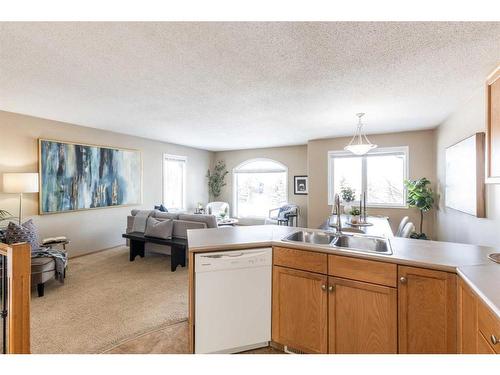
<box><xmin>404</xmin><ymin>178</ymin><xmax>435</xmax><ymax>240</ymax></box>
<box><xmin>206</xmin><ymin>160</ymin><xmax>229</xmax><ymax>200</ymax></box>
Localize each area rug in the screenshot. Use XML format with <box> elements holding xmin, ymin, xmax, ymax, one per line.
<box><xmin>30</xmin><ymin>246</ymin><xmax>188</xmax><ymax>354</ymax></box>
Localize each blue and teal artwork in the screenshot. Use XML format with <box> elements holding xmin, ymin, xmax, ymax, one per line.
<box><xmin>39</xmin><ymin>139</ymin><xmax>142</xmax><ymax>213</ymax></box>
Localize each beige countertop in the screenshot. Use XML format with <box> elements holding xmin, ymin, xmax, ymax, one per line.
<box><xmin>457</xmin><ymin>263</ymin><xmax>500</xmax><ymax>319</ymax></box>
<box><xmin>187</xmin><ymin>223</ymin><xmax>499</xmax><ymax>317</ymax></box>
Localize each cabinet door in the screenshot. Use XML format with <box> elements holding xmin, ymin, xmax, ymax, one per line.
<box><xmin>272</xmin><ymin>266</ymin><xmax>328</xmax><ymax>353</ymax></box>
<box><xmin>398</xmin><ymin>266</ymin><xmax>457</xmax><ymax>353</ymax></box>
<box><xmin>458</xmin><ymin>278</ymin><xmax>478</xmax><ymax>353</ymax></box>
<box><xmin>328</xmin><ymin>277</ymin><xmax>397</xmax><ymax>353</ymax></box>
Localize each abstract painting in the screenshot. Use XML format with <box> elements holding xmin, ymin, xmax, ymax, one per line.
<box><xmin>39</xmin><ymin>139</ymin><xmax>142</xmax><ymax>214</ymax></box>
<box><xmin>445</xmin><ymin>133</ymin><xmax>485</xmax><ymax>217</ymax></box>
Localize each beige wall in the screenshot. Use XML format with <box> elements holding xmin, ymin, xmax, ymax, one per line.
<box><xmin>0</xmin><ymin>110</ymin><xmax>213</xmax><ymax>256</ymax></box>
<box><xmin>307</xmin><ymin>130</ymin><xmax>437</xmax><ymax>235</ymax></box>
<box><xmin>435</xmin><ymin>87</ymin><xmax>500</xmax><ymax>247</ymax></box>
<box><xmin>213</xmin><ymin>145</ymin><xmax>308</xmax><ymax>226</ymax></box>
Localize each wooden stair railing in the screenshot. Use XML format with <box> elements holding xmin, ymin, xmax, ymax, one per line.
<box><xmin>0</xmin><ymin>242</ymin><xmax>31</xmax><ymax>354</ymax></box>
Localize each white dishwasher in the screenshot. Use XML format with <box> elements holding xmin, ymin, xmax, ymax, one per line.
<box><xmin>195</xmin><ymin>248</ymin><xmax>272</xmax><ymax>354</ymax></box>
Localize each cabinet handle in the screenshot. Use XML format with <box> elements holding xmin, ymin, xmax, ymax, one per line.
<box><xmin>491</xmin><ymin>335</ymin><xmax>499</xmax><ymax>345</ymax></box>
<box><xmin>399</xmin><ymin>276</ymin><xmax>407</xmax><ymax>284</ymax></box>
<box><xmin>321</xmin><ymin>284</ymin><xmax>327</xmax><ymax>291</ymax></box>
<box><xmin>328</xmin><ymin>285</ymin><xmax>334</xmax><ymax>292</ymax></box>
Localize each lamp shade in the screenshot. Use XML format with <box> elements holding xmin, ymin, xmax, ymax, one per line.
<box><xmin>3</xmin><ymin>173</ymin><xmax>39</xmax><ymax>193</ymax></box>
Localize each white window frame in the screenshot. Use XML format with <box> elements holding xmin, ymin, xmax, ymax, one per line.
<box><xmin>233</xmin><ymin>158</ymin><xmax>288</xmax><ymax>219</ymax></box>
<box><xmin>162</xmin><ymin>153</ymin><xmax>187</xmax><ymax>211</ymax></box>
<box><xmin>327</xmin><ymin>146</ymin><xmax>409</xmax><ymax>208</ymax></box>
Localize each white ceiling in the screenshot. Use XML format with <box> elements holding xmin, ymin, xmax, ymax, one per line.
<box><xmin>1</xmin><ymin>22</ymin><xmax>499</xmax><ymax>151</ymax></box>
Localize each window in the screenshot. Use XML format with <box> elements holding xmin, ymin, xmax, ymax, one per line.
<box><xmin>233</xmin><ymin>159</ymin><xmax>288</xmax><ymax>218</ymax></box>
<box><xmin>163</xmin><ymin>154</ymin><xmax>187</xmax><ymax>211</ymax></box>
<box><xmin>328</xmin><ymin>147</ymin><xmax>408</xmax><ymax>207</ymax></box>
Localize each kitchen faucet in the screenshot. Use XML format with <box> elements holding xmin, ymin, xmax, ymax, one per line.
<box><xmin>334</xmin><ymin>193</ymin><xmax>342</xmax><ymax>234</ymax></box>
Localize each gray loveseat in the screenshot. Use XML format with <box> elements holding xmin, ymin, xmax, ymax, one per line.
<box><xmin>126</xmin><ymin>210</ymin><xmax>218</xmax><ymax>255</ymax></box>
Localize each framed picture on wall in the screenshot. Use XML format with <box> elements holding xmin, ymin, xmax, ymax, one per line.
<box><xmin>445</xmin><ymin>133</ymin><xmax>485</xmax><ymax>217</ymax></box>
<box><xmin>294</xmin><ymin>175</ymin><xmax>308</xmax><ymax>195</ymax></box>
<box><xmin>39</xmin><ymin>139</ymin><xmax>142</xmax><ymax>214</ymax></box>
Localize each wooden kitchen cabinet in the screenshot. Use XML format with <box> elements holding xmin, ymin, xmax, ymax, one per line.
<box><xmin>328</xmin><ymin>277</ymin><xmax>397</xmax><ymax>354</ymax></box>
<box><xmin>398</xmin><ymin>266</ymin><xmax>457</xmax><ymax>353</ymax></box>
<box><xmin>272</xmin><ymin>265</ymin><xmax>328</xmax><ymax>353</ymax></box>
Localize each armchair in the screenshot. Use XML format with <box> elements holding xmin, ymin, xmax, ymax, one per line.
<box><xmin>264</xmin><ymin>204</ymin><xmax>299</xmax><ymax>226</ymax></box>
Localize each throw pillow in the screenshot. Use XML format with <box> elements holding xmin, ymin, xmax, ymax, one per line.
<box><xmin>154</xmin><ymin>204</ymin><xmax>168</xmax><ymax>212</ymax></box>
<box><xmin>5</xmin><ymin>219</ymin><xmax>40</xmax><ymax>251</ymax></box>
<box><xmin>145</xmin><ymin>217</ymin><xmax>173</xmax><ymax>240</ymax></box>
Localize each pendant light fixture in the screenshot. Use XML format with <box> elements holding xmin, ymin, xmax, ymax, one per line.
<box><xmin>344</xmin><ymin>113</ymin><xmax>377</xmax><ymax>155</ymax></box>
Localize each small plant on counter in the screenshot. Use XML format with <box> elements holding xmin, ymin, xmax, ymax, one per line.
<box><xmin>340</xmin><ymin>185</ymin><xmax>356</xmax><ymax>202</ymax></box>
<box><xmin>349</xmin><ymin>207</ymin><xmax>361</xmax><ymax>216</ymax></box>
<box><xmin>404</xmin><ymin>177</ymin><xmax>435</xmax><ymax>240</ymax></box>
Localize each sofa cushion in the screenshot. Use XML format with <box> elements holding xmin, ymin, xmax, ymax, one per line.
<box><xmin>172</xmin><ymin>220</ymin><xmax>207</xmax><ymax>239</ymax></box>
<box><xmin>5</xmin><ymin>219</ymin><xmax>40</xmax><ymax>251</ymax></box>
<box><xmin>154</xmin><ymin>204</ymin><xmax>168</xmax><ymax>212</ymax></box>
<box><xmin>145</xmin><ymin>217</ymin><xmax>174</xmax><ymax>240</ymax></box>
<box><xmin>153</xmin><ymin>211</ymin><xmax>180</xmax><ymax>220</ymax></box>
<box><xmin>178</xmin><ymin>214</ymin><xmax>218</xmax><ymax>228</ymax></box>
<box><xmin>31</xmin><ymin>256</ymin><xmax>55</xmax><ymax>273</ymax></box>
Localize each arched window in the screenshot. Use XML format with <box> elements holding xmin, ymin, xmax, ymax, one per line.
<box><xmin>233</xmin><ymin>159</ymin><xmax>288</xmax><ymax>218</ymax></box>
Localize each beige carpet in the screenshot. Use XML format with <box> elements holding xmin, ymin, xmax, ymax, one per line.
<box><xmin>30</xmin><ymin>246</ymin><xmax>188</xmax><ymax>354</ymax></box>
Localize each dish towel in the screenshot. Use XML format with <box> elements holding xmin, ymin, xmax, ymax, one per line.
<box><xmin>132</xmin><ymin>210</ymin><xmax>154</xmax><ymax>233</ymax></box>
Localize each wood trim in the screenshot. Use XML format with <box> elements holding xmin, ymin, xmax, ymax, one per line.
<box><xmin>0</xmin><ymin>243</ymin><xmax>8</xmax><ymax>256</ymax></box>
<box><xmin>7</xmin><ymin>242</ymin><xmax>31</xmax><ymax>354</ymax></box>
<box><xmin>486</xmin><ymin>65</ymin><xmax>500</xmax><ymax>183</ymax></box>
<box><xmin>328</xmin><ymin>254</ymin><xmax>397</xmax><ymax>287</ymax></box>
<box><xmin>273</xmin><ymin>246</ymin><xmax>327</xmax><ymax>274</ymax></box>
<box><xmin>398</xmin><ymin>266</ymin><xmax>457</xmax><ymax>354</ymax></box>
<box><xmin>188</xmin><ymin>251</ymin><xmax>195</xmax><ymax>354</ymax></box>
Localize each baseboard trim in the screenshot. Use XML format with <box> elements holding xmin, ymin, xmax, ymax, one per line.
<box><xmin>69</xmin><ymin>243</ymin><xmax>127</xmax><ymax>259</ymax></box>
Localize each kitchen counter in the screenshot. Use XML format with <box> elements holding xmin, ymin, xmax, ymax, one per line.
<box><xmin>457</xmin><ymin>263</ymin><xmax>500</xmax><ymax>319</ymax></box>
<box><xmin>187</xmin><ymin>223</ymin><xmax>500</xmax><ymax>318</ymax></box>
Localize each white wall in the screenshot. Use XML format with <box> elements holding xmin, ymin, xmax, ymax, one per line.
<box><xmin>435</xmin><ymin>88</ymin><xmax>500</xmax><ymax>247</ymax></box>
<box><xmin>213</xmin><ymin>145</ymin><xmax>308</xmax><ymax>227</ymax></box>
<box><xmin>0</xmin><ymin>110</ymin><xmax>213</xmax><ymax>256</ymax></box>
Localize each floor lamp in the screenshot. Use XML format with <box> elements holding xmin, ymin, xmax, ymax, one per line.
<box><xmin>2</xmin><ymin>173</ymin><xmax>39</xmax><ymax>225</ymax></box>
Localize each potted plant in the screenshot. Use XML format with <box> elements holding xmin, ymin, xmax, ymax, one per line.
<box><xmin>340</xmin><ymin>185</ymin><xmax>356</xmax><ymax>214</ymax></box>
<box><xmin>404</xmin><ymin>178</ymin><xmax>435</xmax><ymax>240</ymax></box>
<box><xmin>206</xmin><ymin>161</ymin><xmax>229</xmax><ymax>200</ymax></box>
<box><xmin>349</xmin><ymin>207</ymin><xmax>361</xmax><ymax>224</ymax></box>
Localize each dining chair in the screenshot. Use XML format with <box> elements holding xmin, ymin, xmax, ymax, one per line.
<box><xmin>399</xmin><ymin>222</ymin><xmax>415</xmax><ymax>238</ymax></box>
<box><xmin>395</xmin><ymin>216</ymin><xmax>410</xmax><ymax>237</ymax></box>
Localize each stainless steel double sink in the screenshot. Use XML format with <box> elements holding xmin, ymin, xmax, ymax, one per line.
<box><xmin>282</xmin><ymin>230</ymin><xmax>392</xmax><ymax>255</ymax></box>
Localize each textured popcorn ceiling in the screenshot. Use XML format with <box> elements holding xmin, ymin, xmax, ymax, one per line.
<box><xmin>1</xmin><ymin>22</ymin><xmax>499</xmax><ymax>151</ymax></box>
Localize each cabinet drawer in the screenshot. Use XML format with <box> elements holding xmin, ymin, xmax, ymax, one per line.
<box><xmin>273</xmin><ymin>247</ymin><xmax>328</xmax><ymax>274</ymax></box>
<box><xmin>328</xmin><ymin>255</ymin><xmax>396</xmax><ymax>287</ymax></box>
<box><xmin>478</xmin><ymin>301</ymin><xmax>500</xmax><ymax>354</ymax></box>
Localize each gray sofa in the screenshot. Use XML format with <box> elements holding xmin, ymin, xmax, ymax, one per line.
<box><xmin>126</xmin><ymin>210</ymin><xmax>218</xmax><ymax>255</ymax></box>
